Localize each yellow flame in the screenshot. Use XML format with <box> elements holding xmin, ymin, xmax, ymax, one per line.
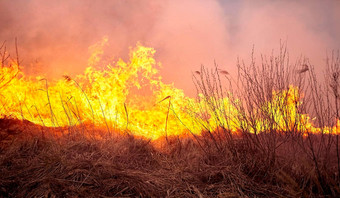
<box><xmin>0</xmin><ymin>40</ymin><xmax>198</xmax><ymax>139</ymax></box>
<box><xmin>0</xmin><ymin>37</ymin><xmax>337</xmax><ymax>139</ymax></box>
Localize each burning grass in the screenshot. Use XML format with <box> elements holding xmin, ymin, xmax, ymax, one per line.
<box><xmin>1</xmin><ymin>40</ymin><xmax>340</xmax><ymax>197</ymax></box>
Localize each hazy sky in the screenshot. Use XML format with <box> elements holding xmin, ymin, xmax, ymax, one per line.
<box><xmin>0</xmin><ymin>0</ymin><xmax>339</xmax><ymax>94</ymax></box>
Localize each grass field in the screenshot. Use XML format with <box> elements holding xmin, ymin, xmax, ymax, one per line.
<box><xmin>1</xmin><ymin>43</ymin><xmax>340</xmax><ymax>197</ymax></box>
<box><xmin>0</xmin><ymin>118</ymin><xmax>339</xmax><ymax>197</ymax></box>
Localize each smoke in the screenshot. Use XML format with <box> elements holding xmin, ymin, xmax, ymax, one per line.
<box><xmin>0</xmin><ymin>0</ymin><xmax>339</xmax><ymax>95</ymax></box>
<box><xmin>232</xmin><ymin>1</ymin><xmax>340</xmax><ymax>66</ymax></box>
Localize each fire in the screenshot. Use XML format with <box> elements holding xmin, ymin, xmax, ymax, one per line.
<box><xmin>0</xmin><ymin>37</ymin><xmax>337</xmax><ymax>139</ymax></box>
<box><xmin>0</xmin><ymin>39</ymin><xmax>198</xmax><ymax>139</ymax></box>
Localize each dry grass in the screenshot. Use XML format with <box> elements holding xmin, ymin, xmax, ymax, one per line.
<box><xmin>0</xmin><ymin>118</ymin><xmax>339</xmax><ymax>197</ymax></box>
<box><xmin>1</xmin><ymin>42</ymin><xmax>340</xmax><ymax>197</ymax></box>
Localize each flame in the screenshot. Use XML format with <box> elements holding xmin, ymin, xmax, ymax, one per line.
<box><xmin>0</xmin><ymin>37</ymin><xmax>337</xmax><ymax>139</ymax></box>
<box><xmin>0</xmin><ymin>39</ymin><xmax>198</xmax><ymax>139</ymax></box>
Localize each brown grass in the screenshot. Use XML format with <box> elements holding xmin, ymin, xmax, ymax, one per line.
<box><xmin>1</xmin><ymin>42</ymin><xmax>340</xmax><ymax>197</ymax></box>
<box><xmin>0</xmin><ymin>118</ymin><xmax>339</xmax><ymax>197</ymax></box>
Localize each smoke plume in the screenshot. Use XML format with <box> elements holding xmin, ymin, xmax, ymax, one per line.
<box><xmin>0</xmin><ymin>0</ymin><xmax>339</xmax><ymax>95</ymax></box>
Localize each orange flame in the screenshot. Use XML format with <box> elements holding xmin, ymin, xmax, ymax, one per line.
<box><xmin>0</xmin><ymin>37</ymin><xmax>337</xmax><ymax>139</ymax></box>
